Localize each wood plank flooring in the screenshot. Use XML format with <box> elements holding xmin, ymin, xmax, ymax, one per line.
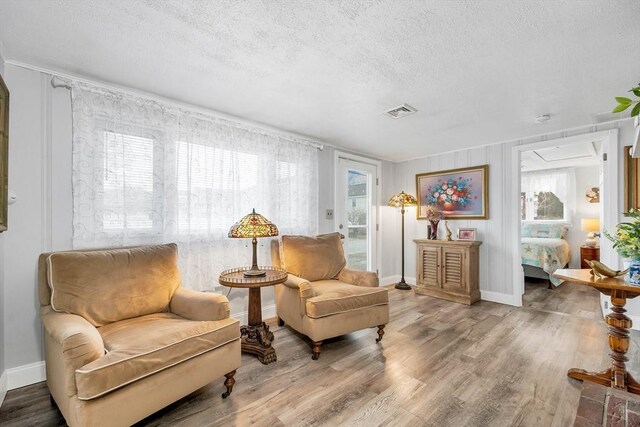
<box><xmin>1</xmin><ymin>280</ymin><xmax>637</xmax><ymax>426</ymax></box>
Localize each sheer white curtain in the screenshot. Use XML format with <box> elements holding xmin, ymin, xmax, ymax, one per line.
<box><xmin>521</xmin><ymin>167</ymin><xmax>576</xmax><ymax>222</ymax></box>
<box><xmin>71</xmin><ymin>84</ymin><xmax>318</xmax><ymax>290</ymax></box>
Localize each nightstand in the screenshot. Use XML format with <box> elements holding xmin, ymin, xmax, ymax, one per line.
<box><xmin>580</xmin><ymin>246</ymin><xmax>600</xmax><ymax>269</ymax></box>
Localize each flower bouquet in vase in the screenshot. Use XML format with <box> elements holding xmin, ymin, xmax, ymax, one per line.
<box><xmin>428</xmin><ymin>177</ymin><xmax>473</xmax><ymax>212</ymax></box>
<box><xmin>605</xmin><ymin>209</ymin><xmax>640</xmax><ymax>285</ymax></box>
<box><xmin>425</xmin><ymin>205</ymin><xmax>445</xmax><ymax>240</ymax></box>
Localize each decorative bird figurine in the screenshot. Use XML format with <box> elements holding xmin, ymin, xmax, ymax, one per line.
<box><xmin>445</xmin><ymin>221</ymin><xmax>453</xmax><ymax>241</ymax></box>
<box><xmin>585</xmin><ymin>260</ymin><xmax>629</xmax><ymax>279</ymax></box>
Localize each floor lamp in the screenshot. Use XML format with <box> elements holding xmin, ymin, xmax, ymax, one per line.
<box><xmin>388</xmin><ymin>191</ymin><xmax>418</xmax><ymax>290</ymax></box>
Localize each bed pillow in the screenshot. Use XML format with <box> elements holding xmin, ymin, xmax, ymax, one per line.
<box><xmin>522</xmin><ymin>223</ymin><xmax>567</xmax><ymax>239</ymax></box>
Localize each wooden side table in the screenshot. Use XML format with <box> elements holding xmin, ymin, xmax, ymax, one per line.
<box><xmin>580</xmin><ymin>246</ymin><xmax>600</xmax><ymax>269</ymax></box>
<box><xmin>219</xmin><ymin>266</ymin><xmax>287</xmax><ymax>365</ymax></box>
<box><xmin>553</xmin><ymin>268</ymin><xmax>640</xmax><ymax>394</ymax></box>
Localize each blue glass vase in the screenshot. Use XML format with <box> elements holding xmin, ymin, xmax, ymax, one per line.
<box><xmin>628</xmin><ymin>258</ymin><xmax>640</xmax><ymax>285</ymax></box>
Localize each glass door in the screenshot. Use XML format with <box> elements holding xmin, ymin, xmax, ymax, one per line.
<box><xmin>336</xmin><ymin>158</ymin><xmax>378</xmax><ymax>272</ymax></box>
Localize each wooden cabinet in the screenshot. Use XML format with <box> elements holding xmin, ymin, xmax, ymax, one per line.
<box><xmin>580</xmin><ymin>246</ymin><xmax>600</xmax><ymax>269</ymax></box>
<box><xmin>414</xmin><ymin>239</ymin><xmax>482</xmax><ymax>305</ymax></box>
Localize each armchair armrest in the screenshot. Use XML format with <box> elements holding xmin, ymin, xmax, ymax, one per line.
<box><xmin>41</xmin><ymin>307</ymin><xmax>105</xmax><ymax>365</ymax></box>
<box><xmin>338</xmin><ymin>268</ymin><xmax>379</xmax><ymax>287</ymax></box>
<box><xmin>282</xmin><ymin>274</ymin><xmax>314</xmax><ymax>299</ymax></box>
<box><xmin>40</xmin><ymin>306</ymin><xmax>104</xmax><ymax>398</ymax></box>
<box><xmin>170</xmin><ymin>287</ymin><xmax>230</xmax><ymax>321</ymax></box>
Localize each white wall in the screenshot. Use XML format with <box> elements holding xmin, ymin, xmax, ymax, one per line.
<box><xmin>388</xmin><ymin>120</ymin><xmax>636</xmax><ymax>305</ymax></box>
<box><xmin>566</xmin><ymin>165</ymin><xmax>601</xmax><ymax>268</ymax></box>
<box><xmin>392</xmin><ymin>143</ymin><xmax>519</xmax><ymax>303</ymax></box>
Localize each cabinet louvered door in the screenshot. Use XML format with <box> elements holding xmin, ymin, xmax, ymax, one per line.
<box><xmin>441</xmin><ymin>247</ymin><xmax>466</xmax><ymax>292</ymax></box>
<box><xmin>419</xmin><ymin>245</ymin><xmax>440</xmax><ymax>288</ymax></box>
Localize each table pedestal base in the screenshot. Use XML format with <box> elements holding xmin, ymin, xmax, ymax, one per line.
<box><xmin>240</xmin><ymin>322</ymin><xmax>277</xmax><ymax>365</ymax></box>
<box><xmin>567</xmin><ymin>289</ymin><xmax>640</xmax><ymax>394</ymax></box>
<box><xmin>568</xmin><ymin>368</ymin><xmax>640</xmax><ymax>394</ymax></box>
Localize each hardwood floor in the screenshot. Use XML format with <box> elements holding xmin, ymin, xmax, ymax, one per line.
<box><xmin>1</xmin><ymin>281</ymin><xmax>637</xmax><ymax>426</ymax></box>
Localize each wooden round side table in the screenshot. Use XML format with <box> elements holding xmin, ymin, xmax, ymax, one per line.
<box><xmin>219</xmin><ymin>266</ymin><xmax>287</xmax><ymax>365</ymax></box>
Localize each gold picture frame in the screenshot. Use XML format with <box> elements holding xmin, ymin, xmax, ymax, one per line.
<box><xmin>416</xmin><ymin>165</ymin><xmax>489</xmax><ymax>220</ymax></box>
<box><xmin>0</xmin><ymin>74</ymin><xmax>8</xmax><ymax>232</ymax></box>
<box><xmin>624</xmin><ymin>145</ymin><xmax>640</xmax><ymax>213</ymax></box>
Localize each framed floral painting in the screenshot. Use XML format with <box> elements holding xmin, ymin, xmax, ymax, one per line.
<box><xmin>416</xmin><ymin>165</ymin><xmax>489</xmax><ymax>220</ymax></box>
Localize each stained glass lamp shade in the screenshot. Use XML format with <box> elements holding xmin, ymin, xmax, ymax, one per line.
<box><xmin>388</xmin><ymin>191</ymin><xmax>417</xmax><ymax>290</ymax></box>
<box><xmin>229</xmin><ymin>209</ymin><xmax>279</xmax><ymax>277</ymax></box>
<box><xmin>388</xmin><ymin>191</ymin><xmax>418</xmax><ymax>209</ymax></box>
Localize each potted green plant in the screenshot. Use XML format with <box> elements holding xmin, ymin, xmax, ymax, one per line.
<box><xmin>613</xmin><ymin>83</ymin><xmax>640</xmax><ymax>117</ymax></box>
<box><xmin>605</xmin><ymin>209</ymin><xmax>640</xmax><ymax>284</ymax></box>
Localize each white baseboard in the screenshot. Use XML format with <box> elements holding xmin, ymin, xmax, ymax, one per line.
<box><xmin>380</xmin><ymin>276</ymin><xmax>416</xmax><ymax>286</ymax></box>
<box><xmin>0</xmin><ymin>370</ymin><xmax>7</xmax><ymax>407</ymax></box>
<box><xmin>480</xmin><ymin>290</ymin><xmax>519</xmax><ymax>306</ymax></box>
<box><xmin>7</xmin><ymin>361</ymin><xmax>46</xmax><ymax>390</ymax></box>
<box><xmin>231</xmin><ymin>303</ymin><xmax>277</xmax><ymax>325</ymax></box>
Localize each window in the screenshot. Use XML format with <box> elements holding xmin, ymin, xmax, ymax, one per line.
<box><xmin>72</xmin><ymin>85</ymin><xmax>319</xmax><ymax>291</ymax></box>
<box><xmin>533</xmin><ymin>191</ymin><xmax>564</xmax><ymax>220</ymax></box>
<box><xmin>521</xmin><ymin>168</ymin><xmax>575</xmax><ymax>223</ymax></box>
<box><xmin>175</xmin><ymin>141</ymin><xmax>258</xmax><ymax>233</ymax></box>
<box><xmin>102</xmin><ymin>131</ymin><xmax>160</xmax><ymax>232</ymax></box>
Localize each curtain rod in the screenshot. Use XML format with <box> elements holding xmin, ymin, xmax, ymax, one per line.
<box><xmin>43</xmin><ymin>68</ymin><xmax>323</xmax><ymax>150</ymax></box>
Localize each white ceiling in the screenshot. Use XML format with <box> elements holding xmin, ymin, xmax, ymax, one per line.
<box><xmin>0</xmin><ymin>0</ymin><xmax>638</xmax><ymax>162</ymax></box>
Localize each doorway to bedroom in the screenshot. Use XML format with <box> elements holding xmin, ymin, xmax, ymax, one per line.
<box><xmin>518</xmin><ymin>135</ymin><xmax>606</xmax><ymax>314</ymax></box>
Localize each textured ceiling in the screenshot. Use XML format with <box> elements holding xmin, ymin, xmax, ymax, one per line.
<box><xmin>0</xmin><ymin>0</ymin><xmax>638</xmax><ymax>161</ymax></box>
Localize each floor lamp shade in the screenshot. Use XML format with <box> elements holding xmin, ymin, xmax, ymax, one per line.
<box><xmin>388</xmin><ymin>191</ymin><xmax>418</xmax><ymax>208</ymax></box>
<box><xmin>388</xmin><ymin>191</ymin><xmax>417</xmax><ymax>290</ymax></box>
<box><xmin>229</xmin><ymin>209</ymin><xmax>279</xmax><ymax>277</ymax></box>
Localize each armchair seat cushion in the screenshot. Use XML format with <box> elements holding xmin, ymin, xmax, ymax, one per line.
<box><xmin>305</xmin><ymin>280</ymin><xmax>388</xmax><ymax>319</ymax></box>
<box><xmin>75</xmin><ymin>313</ymin><xmax>239</xmax><ymax>400</ymax></box>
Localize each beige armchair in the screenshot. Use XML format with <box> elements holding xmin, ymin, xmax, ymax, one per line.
<box><xmin>38</xmin><ymin>244</ymin><xmax>241</xmax><ymax>427</ymax></box>
<box><xmin>271</xmin><ymin>233</ymin><xmax>389</xmax><ymax>359</ymax></box>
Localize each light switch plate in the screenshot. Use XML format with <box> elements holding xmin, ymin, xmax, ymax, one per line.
<box><xmin>326</xmin><ymin>209</ymin><xmax>334</xmax><ymax>220</ymax></box>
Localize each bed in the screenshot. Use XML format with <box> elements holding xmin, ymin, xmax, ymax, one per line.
<box><xmin>521</xmin><ymin>224</ymin><xmax>571</xmax><ymax>287</ymax></box>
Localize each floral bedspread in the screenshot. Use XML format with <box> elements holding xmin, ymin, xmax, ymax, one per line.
<box><xmin>521</xmin><ymin>237</ymin><xmax>572</xmax><ymax>286</ymax></box>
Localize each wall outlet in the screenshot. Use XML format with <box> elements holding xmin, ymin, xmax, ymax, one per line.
<box><xmin>325</xmin><ymin>209</ymin><xmax>334</xmax><ymax>220</ymax></box>
<box><xmin>604</xmin><ymin>300</ymin><xmax>609</xmax><ymax>310</ymax></box>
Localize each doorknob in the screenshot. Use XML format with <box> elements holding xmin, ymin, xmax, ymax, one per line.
<box><xmin>339</xmin><ymin>224</ymin><xmax>344</xmax><ymax>229</ymax></box>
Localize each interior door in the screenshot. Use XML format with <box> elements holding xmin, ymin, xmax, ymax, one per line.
<box><xmin>336</xmin><ymin>158</ymin><xmax>378</xmax><ymax>272</ymax></box>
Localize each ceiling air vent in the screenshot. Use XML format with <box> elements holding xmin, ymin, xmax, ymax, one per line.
<box><xmin>384</xmin><ymin>104</ymin><xmax>417</xmax><ymax>119</ymax></box>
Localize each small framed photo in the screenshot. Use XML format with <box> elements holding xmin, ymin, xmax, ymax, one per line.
<box><xmin>457</xmin><ymin>228</ymin><xmax>477</xmax><ymax>241</ymax></box>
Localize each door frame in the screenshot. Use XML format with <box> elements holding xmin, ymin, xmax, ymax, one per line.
<box><xmin>334</xmin><ymin>150</ymin><xmax>382</xmax><ymax>274</ymax></box>
<box><xmin>509</xmin><ymin>129</ymin><xmax>619</xmax><ymax>306</ymax></box>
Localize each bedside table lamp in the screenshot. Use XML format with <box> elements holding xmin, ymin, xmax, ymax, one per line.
<box><xmin>229</xmin><ymin>209</ymin><xmax>279</xmax><ymax>277</ymax></box>
<box><xmin>581</xmin><ymin>218</ymin><xmax>601</xmax><ymax>247</ymax></box>
<box><xmin>388</xmin><ymin>191</ymin><xmax>418</xmax><ymax>290</ymax></box>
